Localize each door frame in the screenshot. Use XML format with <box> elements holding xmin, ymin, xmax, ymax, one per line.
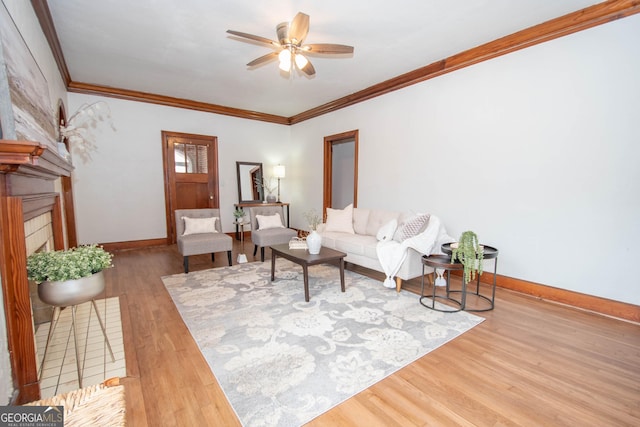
<box><xmin>58</xmin><ymin>100</ymin><xmax>78</xmax><ymax>248</ymax></box>
<box><xmin>161</xmin><ymin>130</ymin><xmax>219</xmax><ymax>244</ymax></box>
<box><xmin>323</xmin><ymin>130</ymin><xmax>358</xmax><ymax>218</ymax></box>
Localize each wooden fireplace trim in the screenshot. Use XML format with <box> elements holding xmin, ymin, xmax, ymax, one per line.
<box><xmin>0</xmin><ymin>140</ymin><xmax>73</xmax><ymax>179</ymax></box>
<box><xmin>0</xmin><ymin>140</ymin><xmax>71</xmax><ymax>403</ymax></box>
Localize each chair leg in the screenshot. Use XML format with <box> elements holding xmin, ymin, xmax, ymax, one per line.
<box><xmin>227</xmin><ymin>250</ymin><xmax>232</xmax><ymax>266</ymax></box>
<box><xmin>253</xmin><ymin>245</ymin><xmax>258</xmax><ymax>256</ymax></box>
<box><xmin>183</xmin><ymin>256</ymin><xmax>189</xmax><ymax>273</ymax></box>
<box><xmin>211</xmin><ymin>253</ymin><xmax>215</xmax><ymax>262</ymax></box>
<box><xmin>261</xmin><ymin>247</ymin><xmax>265</xmax><ymax>262</ymax></box>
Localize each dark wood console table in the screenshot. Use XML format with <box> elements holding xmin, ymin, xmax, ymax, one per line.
<box><xmin>233</xmin><ymin>202</ymin><xmax>290</xmax><ymax>240</ymax></box>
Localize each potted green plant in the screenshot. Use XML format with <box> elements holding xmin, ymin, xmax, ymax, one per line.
<box><xmin>450</xmin><ymin>231</ymin><xmax>484</xmax><ymax>284</ymax></box>
<box><xmin>27</xmin><ymin>244</ymin><xmax>113</xmax><ymax>306</ymax></box>
<box><xmin>233</xmin><ymin>207</ymin><xmax>246</xmax><ymax>223</ymax></box>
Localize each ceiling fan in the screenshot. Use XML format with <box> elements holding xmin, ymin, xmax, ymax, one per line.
<box><xmin>227</xmin><ymin>12</ymin><xmax>354</xmax><ymax>76</ymax></box>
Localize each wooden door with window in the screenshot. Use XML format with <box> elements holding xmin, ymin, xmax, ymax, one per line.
<box><xmin>162</xmin><ymin>131</ymin><xmax>219</xmax><ymax>243</ymax></box>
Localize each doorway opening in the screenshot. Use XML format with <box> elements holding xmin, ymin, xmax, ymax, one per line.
<box><xmin>58</xmin><ymin>100</ymin><xmax>78</xmax><ymax>248</ymax></box>
<box><xmin>323</xmin><ymin>130</ymin><xmax>358</xmax><ymax>218</ymax></box>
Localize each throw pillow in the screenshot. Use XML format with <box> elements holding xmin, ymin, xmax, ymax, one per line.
<box><xmin>396</xmin><ymin>213</ymin><xmax>430</xmax><ymax>241</ymax></box>
<box><xmin>256</xmin><ymin>213</ymin><xmax>284</xmax><ymax>230</ymax></box>
<box><xmin>324</xmin><ymin>204</ymin><xmax>355</xmax><ymax>234</ymax></box>
<box><xmin>352</xmin><ymin>208</ymin><xmax>370</xmax><ymax>235</ymax></box>
<box><xmin>376</xmin><ymin>219</ymin><xmax>398</xmax><ymax>242</ymax></box>
<box><xmin>182</xmin><ymin>216</ymin><xmax>218</xmax><ymax>235</ymax></box>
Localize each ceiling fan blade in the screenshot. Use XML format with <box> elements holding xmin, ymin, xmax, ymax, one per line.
<box><xmin>247</xmin><ymin>51</ymin><xmax>279</xmax><ymax>67</ymax></box>
<box><xmin>288</xmin><ymin>12</ymin><xmax>309</xmax><ymax>45</ymax></box>
<box><xmin>276</xmin><ymin>22</ymin><xmax>289</xmax><ymax>45</ymax></box>
<box><xmin>300</xmin><ymin>58</ymin><xmax>315</xmax><ymax>76</ymax></box>
<box><xmin>226</xmin><ymin>30</ymin><xmax>279</xmax><ymax>47</ymax></box>
<box><xmin>303</xmin><ymin>44</ymin><xmax>354</xmax><ymax>54</ymax></box>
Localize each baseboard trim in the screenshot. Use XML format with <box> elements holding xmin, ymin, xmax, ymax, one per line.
<box><xmin>100</xmin><ymin>234</ymin><xmax>238</xmax><ymax>252</ymax></box>
<box><xmin>475</xmin><ymin>272</ymin><xmax>640</xmax><ymax>323</ymax></box>
<box><xmin>100</xmin><ymin>238</ymin><xmax>168</xmax><ymax>252</ymax></box>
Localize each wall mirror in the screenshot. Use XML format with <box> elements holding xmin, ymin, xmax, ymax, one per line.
<box><xmin>236</xmin><ymin>161</ymin><xmax>263</xmax><ymax>203</ymax></box>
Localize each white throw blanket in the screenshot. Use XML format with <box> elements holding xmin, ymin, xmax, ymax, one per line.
<box><xmin>376</xmin><ymin>215</ymin><xmax>453</xmax><ymax>288</ymax></box>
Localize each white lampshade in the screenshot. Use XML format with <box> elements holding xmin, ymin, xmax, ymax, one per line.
<box><xmin>274</xmin><ymin>164</ymin><xmax>286</xmax><ymax>178</ymax></box>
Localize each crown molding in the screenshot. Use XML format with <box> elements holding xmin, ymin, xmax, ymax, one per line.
<box><xmin>33</xmin><ymin>0</ymin><xmax>640</xmax><ymax>126</ymax></box>
<box><xmin>30</xmin><ymin>0</ymin><xmax>71</xmax><ymax>86</ymax></box>
<box><xmin>66</xmin><ymin>82</ymin><xmax>291</xmax><ymax>125</ymax></box>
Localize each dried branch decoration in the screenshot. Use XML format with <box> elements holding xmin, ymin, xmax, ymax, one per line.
<box><xmin>59</xmin><ymin>101</ymin><xmax>116</xmax><ymax>162</ymax></box>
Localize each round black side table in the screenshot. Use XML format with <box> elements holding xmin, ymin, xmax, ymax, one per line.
<box><xmin>420</xmin><ymin>255</ymin><xmax>466</xmax><ymax>312</ymax></box>
<box><xmin>441</xmin><ymin>243</ymin><xmax>499</xmax><ymax>312</ymax></box>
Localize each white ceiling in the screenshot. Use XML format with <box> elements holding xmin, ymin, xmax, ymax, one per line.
<box><xmin>47</xmin><ymin>0</ymin><xmax>600</xmax><ymax>118</ymax></box>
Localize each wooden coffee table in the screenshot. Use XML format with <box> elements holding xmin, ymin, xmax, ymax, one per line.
<box><xmin>270</xmin><ymin>244</ymin><xmax>346</xmax><ymax>302</ymax></box>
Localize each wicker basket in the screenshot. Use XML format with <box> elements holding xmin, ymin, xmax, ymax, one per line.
<box><xmin>24</xmin><ymin>377</ymin><xmax>125</xmax><ymax>426</ymax></box>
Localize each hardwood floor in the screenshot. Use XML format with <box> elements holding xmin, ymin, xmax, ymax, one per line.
<box><xmin>104</xmin><ymin>241</ymin><xmax>640</xmax><ymax>426</ymax></box>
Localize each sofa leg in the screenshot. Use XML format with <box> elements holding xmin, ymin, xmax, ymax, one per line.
<box><xmin>260</xmin><ymin>247</ymin><xmax>265</xmax><ymax>262</ymax></box>
<box><xmin>227</xmin><ymin>250</ymin><xmax>232</xmax><ymax>266</ymax></box>
<box><xmin>395</xmin><ymin>277</ymin><xmax>402</xmax><ymax>293</ymax></box>
<box><xmin>183</xmin><ymin>256</ymin><xmax>189</xmax><ymax>274</ymax></box>
<box><xmin>253</xmin><ymin>245</ymin><xmax>258</xmax><ymax>256</ymax></box>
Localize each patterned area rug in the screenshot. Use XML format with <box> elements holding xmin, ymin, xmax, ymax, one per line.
<box><xmin>162</xmin><ymin>260</ymin><xmax>483</xmax><ymax>427</ymax></box>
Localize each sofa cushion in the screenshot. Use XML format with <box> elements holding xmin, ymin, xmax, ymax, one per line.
<box><xmin>333</xmin><ymin>233</ymin><xmax>377</xmax><ymax>257</ymax></box>
<box><xmin>352</xmin><ymin>208</ymin><xmax>370</xmax><ymax>235</ymax></box>
<box><xmin>376</xmin><ymin>219</ymin><xmax>398</xmax><ymax>242</ymax></box>
<box><xmin>365</xmin><ymin>210</ymin><xmax>402</xmax><ymax>236</ymax></box>
<box><xmin>395</xmin><ymin>213</ymin><xmax>430</xmax><ymax>241</ymax></box>
<box><xmin>393</xmin><ymin>212</ymin><xmax>413</xmax><ymax>241</ymax></box>
<box><xmin>325</xmin><ymin>204</ymin><xmax>355</xmax><ymax>234</ymax></box>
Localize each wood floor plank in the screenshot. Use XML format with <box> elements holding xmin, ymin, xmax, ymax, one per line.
<box><xmin>104</xmin><ymin>243</ymin><xmax>640</xmax><ymax>426</ymax></box>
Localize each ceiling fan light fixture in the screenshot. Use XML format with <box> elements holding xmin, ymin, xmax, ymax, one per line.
<box><xmin>228</xmin><ymin>12</ymin><xmax>353</xmax><ymax>77</ymax></box>
<box><xmin>294</xmin><ymin>53</ymin><xmax>308</xmax><ymax>69</ymax></box>
<box><xmin>278</xmin><ymin>49</ymin><xmax>292</xmax><ymax>71</ymax></box>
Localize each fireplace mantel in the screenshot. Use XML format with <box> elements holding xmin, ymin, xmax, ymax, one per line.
<box><xmin>1</xmin><ymin>139</ymin><xmax>72</xmax><ymax>403</ymax></box>
<box><xmin>0</xmin><ymin>139</ymin><xmax>73</xmax><ymax>179</ymax></box>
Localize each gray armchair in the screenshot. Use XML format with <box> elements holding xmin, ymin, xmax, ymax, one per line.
<box><xmin>175</xmin><ymin>208</ymin><xmax>232</xmax><ymax>273</ymax></box>
<box><xmin>249</xmin><ymin>206</ymin><xmax>297</xmax><ymax>262</ymax></box>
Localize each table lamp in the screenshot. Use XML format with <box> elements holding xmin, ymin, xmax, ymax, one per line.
<box><xmin>274</xmin><ymin>164</ymin><xmax>285</xmax><ymax>203</ymax></box>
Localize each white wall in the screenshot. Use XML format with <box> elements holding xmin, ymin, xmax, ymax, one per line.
<box><xmin>67</xmin><ymin>93</ymin><xmax>291</xmax><ymax>243</ymax></box>
<box><xmin>291</xmin><ymin>15</ymin><xmax>640</xmax><ymax>305</ymax></box>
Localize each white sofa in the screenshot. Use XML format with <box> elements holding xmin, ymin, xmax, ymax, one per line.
<box><xmin>317</xmin><ymin>206</ymin><xmax>452</xmax><ymax>292</ymax></box>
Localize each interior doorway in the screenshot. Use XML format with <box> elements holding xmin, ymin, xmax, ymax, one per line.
<box><xmin>58</xmin><ymin>101</ymin><xmax>78</xmax><ymax>248</ymax></box>
<box><xmin>162</xmin><ymin>131</ymin><xmax>219</xmax><ymax>243</ymax></box>
<box><xmin>323</xmin><ymin>130</ymin><xmax>358</xmax><ymax>217</ymax></box>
